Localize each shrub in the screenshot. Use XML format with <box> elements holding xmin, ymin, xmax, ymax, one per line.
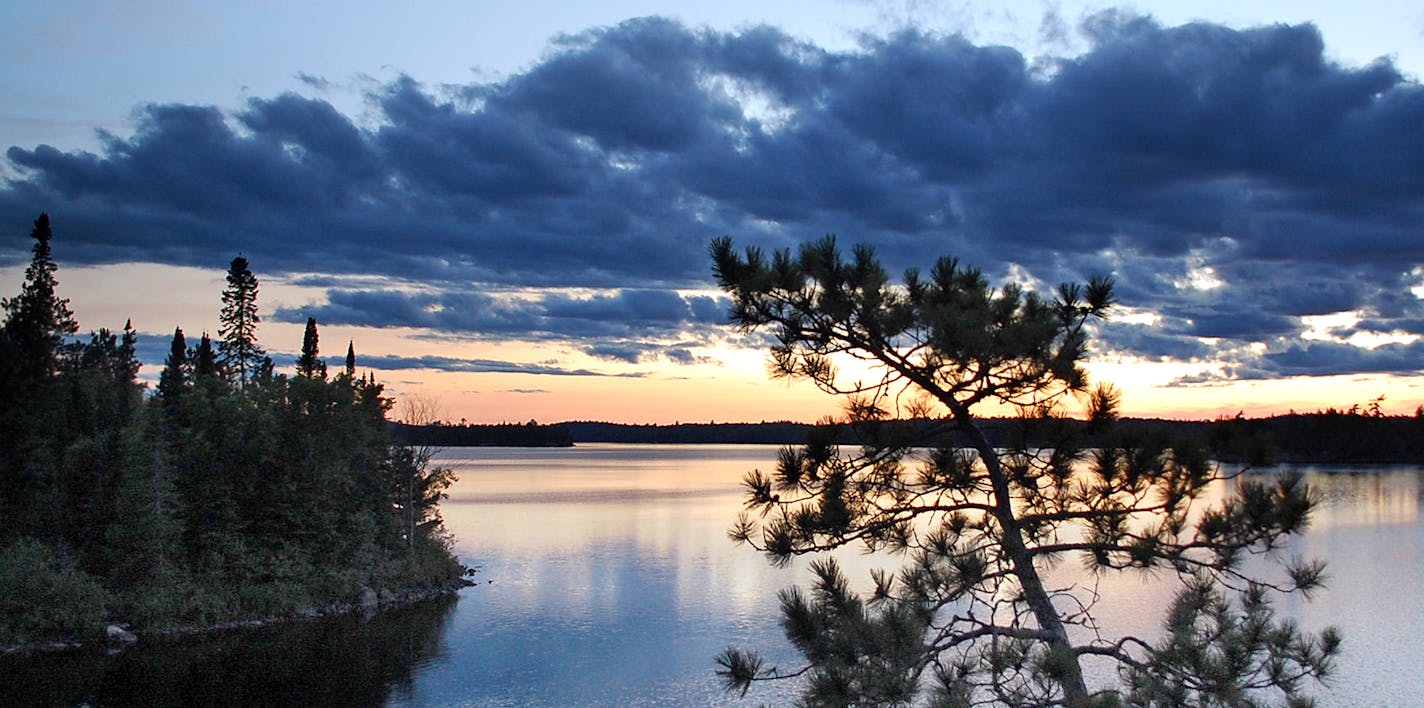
<box><xmin>0</xmin><ymin>538</ymin><xmax>112</xmax><ymax>644</ymax></box>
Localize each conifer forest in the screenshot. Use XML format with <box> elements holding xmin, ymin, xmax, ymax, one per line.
<box><xmin>0</xmin><ymin>214</ymin><xmax>463</xmax><ymax>645</ymax></box>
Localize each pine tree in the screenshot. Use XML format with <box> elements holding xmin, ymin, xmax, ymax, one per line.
<box><xmin>217</xmin><ymin>256</ymin><xmax>264</xmax><ymax>388</ymax></box>
<box><xmin>2</xmin><ymin>213</ymin><xmax>78</xmax><ymax>379</ymax></box>
<box><xmin>345</xmin><ymin>340</ymin><xmax>357</xmax><ymax>379</ymax></box>
<box><xmin>710</xmin><ymin>236</ymin><xmax>1338</xmax><ymax>707</ymax></box>
<box><xmin>296</xmin><ymin>317</ymin><xmax>325</xmax><ymax>379</ymax></box>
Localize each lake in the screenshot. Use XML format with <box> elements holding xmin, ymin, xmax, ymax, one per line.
<box><xmin>4</xmin><ymin>444</ymin><xmax>1421</xmax><ymax>706</ymax></box>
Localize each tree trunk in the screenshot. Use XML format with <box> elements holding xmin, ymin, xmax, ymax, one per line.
<box><xmin>959</xmin><ymin>413</ymin><xmax>1092</xmax><ymax>707</ymax></box>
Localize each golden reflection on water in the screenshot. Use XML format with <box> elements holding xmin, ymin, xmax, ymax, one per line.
<box><xmin>1292</xmin><ymin>466</ymin><xmax>1421</xmax><ymax>527</ymax></box>
<box><xmin>431</xmin><ymin>445</ymin><xmax>1423</xmax><ymax>707</ymax></box>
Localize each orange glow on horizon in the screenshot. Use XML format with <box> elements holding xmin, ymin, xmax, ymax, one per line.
<box><xmin>9</xmin><ymin>262</ymin><xmax>1424</xmax><ymax>427</ymax></box>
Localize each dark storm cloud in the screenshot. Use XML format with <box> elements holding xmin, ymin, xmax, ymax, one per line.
<box><xmin>358</xmin><ymin>353</ymin><xmax>644</xmax><ymax>377</ymax></box>
<box><xmin>503</xmin><ymin>17</ymin><xmax>730</xmax><ymax>153</ymax></box>
<box><xmin>582</xmin><ymin>340</ymin><xmax>710</xmax><ymax>365</ymax></box>
<box><xmin>1094</xmin><ymin>319</ymin><xmax>1217</xmax><ymax>362</ymax></box>
<box><xmin>5</xmin><ymin>13</ymin><xmax>1424</xmax><ymax>378</ymax></box>
<box><xmin>1259</xmin><ymin>340</ymin><xmax>1424</xmax><ymax>378</ymax></box>
<box><xmin>274</xmin><ymin>287</ymin><xmax>727</xmax><ymax>344</ymax></box>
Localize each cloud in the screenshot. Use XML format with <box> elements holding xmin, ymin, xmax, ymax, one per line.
<box><xmin>273</xmin><ymin>287</ymin><xmax>728</xmax><ymax>349</ymax></box>
<box><xmin>356</xmin><ymin>353</ymin><xmax>644</xmax><ymax>377</ymax></box>
<box><xmin>4</xmin><ymin>14</ymin><xmax>1424</xmax><ymax>379</ymax></box>
<box><xmin>294</xmin><ymin>72</ymin><xmax>332</xmax><ymax>91</ymax></box>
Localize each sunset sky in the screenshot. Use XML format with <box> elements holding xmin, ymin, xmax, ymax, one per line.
<box><xmin>2</xmin><ymin>1</ymin><xmax>1423</xmax><ymax>424</ymax></box>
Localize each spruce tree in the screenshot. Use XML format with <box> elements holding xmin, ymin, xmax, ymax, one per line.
<box><xmin>296</xmin><ymin>316</ymin><xmax>325</xmax><ymax>378</ymax></box>
<box><xmin>193</xmin><ymin>332</ymin><xmax>219</xmax><ymax>380</ymax></box>
<box><xmin>2</xmin><ymin>213</ymin><xmax>78</xmax><ymax>379</ymax></box>
<box><xmin>1</xmin><ymin>215</ymin><xmax>78</xmax><ymax>538</ymax></box>
<box><xmin>157</xmin><ymin>327</ymin><xmax>188</xmax><ymax>404</ymax></box>
<box><xmin>118</xmin><ymin>320</ymin><xmax>139</xmax><ymax>383</ymax></box>
<box><xmin>217</xmin><ymin>256</ymin><xmax>264</xmax><ymax>388</ymax></box>
<box><xmin>345</xmin><ymin>340</ymin><xmax>357</xmax><ymax>379</ymax></box>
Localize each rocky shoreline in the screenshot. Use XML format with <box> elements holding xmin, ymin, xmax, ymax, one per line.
<box><xmin>0</xmin><ymin>578</ymin><xmax>476</xmax><ymax>656</ymax></box>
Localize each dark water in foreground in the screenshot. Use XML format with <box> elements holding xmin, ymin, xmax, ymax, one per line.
<box><xmin>2</xmin><ymin>598</ymin><xmax>457</xmax><ymax>706</ymax></box>
<box><xmin>3</xmin><ymin>445</ymin><xmax>1421</xmax><ymax>706</ymax></box>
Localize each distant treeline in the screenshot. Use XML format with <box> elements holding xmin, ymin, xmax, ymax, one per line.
<box><xmin>397</xmin><ymin>413</ymin><xmax>1424</xmax><ymax>465</ymax></box>
<box><xmin>562</xmin><ymin>418</ymin><xmax>1204</xmax><ymax>448</ymax></box>
<box><xmin>389</xmin><ymin>420</ymin><xmax>574</xmax><ymax>447</ymax></box>
<box><xmin>1206</xmin><ymin>410</ymin><xmax>1424</xmax><ymax>464</ymax></box>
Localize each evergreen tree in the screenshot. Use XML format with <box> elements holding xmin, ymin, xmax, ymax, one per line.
<box><xmin>345</xmin><ymin>340</ymin><xmax>357</xmax><ymax>379</ymax></box>
<box><xmin>710</xmin><ymin>237</ymin><xmax>1338</xmax><ymax>707</ymax></box>
<box><xmin>65</xmin><ymin>326</ymin><xmax>145</xmax><ymax>436</ymax></box>
<box><xmin>217</xmin><ymin>256</ymin><xmax>264</xmax><ymax>388</ymax></box>
<box><xmin>1</xmin><ymin>214</ymin><xmax>80</xmax><ymax>536</ymax></box>
<box><xmin>118</xmin><ymin>320</ymin><xmax>139</xmax><ymax>384</ymax></box>
<box><xmin>193</xmin><ymin>332</ymin><xmax>219</xmax><ymax>380</ymax></box>
<box><xmin>256</xmin><ymin>355</ymin><xmax>275</xmax><ymax>384</ymax></box>
<box><xmin>100</xmin><ymin>415</ymin><xmax>181</xmax><ymax>598</ymax></box>
<box><xmin>2</xmin><ymin>213</ymin><xmax>78</xmax><ymax>379</ymax></box>
<box><xmin>296</xmin><ymin>316</ymin><xmax>325</xmax><ymax>379</ymax></box>
<box><xmin>158</xmin><ymin>327</ymin><xmax>188</xmax><ymax>404</ymax></box>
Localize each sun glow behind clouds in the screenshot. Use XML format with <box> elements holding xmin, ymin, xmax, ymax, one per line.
<box><xmin>1085</xmin><ymin>357</ymin><xmax>1424</xmax><ymax>419</ymax></box>
<box><xmin>1109</xmin><ymin>306</ymin><xmax>1161</xmax><ymax>327</ymax></box>
<box><xmin>13</xmin><ymin>258</ymin><xmax>1424</xmax><ymax>425</ymax></box>
<box><xmin>1174</xmin><ymin>252</ymin><xmax>1226</xmax><ymax>292</ymax></box>
<box><xmin>1301</xmin><ymin>311</ymin><xmax>1420</xmax><ymax>349</ymax></box>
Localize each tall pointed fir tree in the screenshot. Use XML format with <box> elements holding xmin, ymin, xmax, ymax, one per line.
<box><xmin>345</xmin><ymin>340</ymin><xmax>357</xmax><ymax>379</ymax></box>
<box><xmin>296</xmin><ymin>316</ymin><xmax>325</xmax><ymax>379</ymax></box>
<box><xmin>193</xmin><ymin>332</ymin><xmax>219</xmax><ymax>380</ymax></box>
<box><xmin>1</xmin><ymin>214</ymin><xmax>80</xmax><ymax>529</ymax></box>
<box><xmin>118</xmin><ymin>320</ymin><xmax>139</xmax><ymax>380</ymax></box>
<box><xmin>157</xmin><ymin>327</ymin><xmax>188</xmax><ymax>405</ymax></box>
<box><xmin>217</xmin><ymin>256</ymin><xmax>264</xmax><ymax>388</ymax></box>
<box><xmin>2</xmin><ymin>213</ymin><xmax>78</xmax><ymax>380</ymax></box>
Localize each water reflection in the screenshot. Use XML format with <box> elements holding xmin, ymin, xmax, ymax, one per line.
<box><xmin>1</xmin><ymin>595</ymin><xmax>457</xmax><ymax>707</ymax></box>
<box><xmin>3</xmin><ymin>448</ymin><xmax>1419</xmax><ymax>706</ymax></box>
<box><xmin>413</xmin><ymin>445</ymin><xmax>811</xmax><ymax>707</ymax></box>
<box><xmin>1271</xmin><ymin>466</ymin><xmax>1424</xmax><ymax>707</ymax></box>
<box><xmin>1285</xmin><ymin>464</ymin><xmax>1422</xmax><ymax>527</ymax></box>
<box><xmin>430</xmin><ymin>447</ymin><xmax>1423</xmax><ymax>707</ymax></box>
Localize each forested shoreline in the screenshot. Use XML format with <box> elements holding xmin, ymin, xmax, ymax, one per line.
<box><xmin>397</xmin><ymin>413</ymin><xmax>1424</xmax><ymax>464</ymax></box>
<box><xmin>0</xmin><ymin>214</ymin><xmax>464</xmax><ymax>649</ymax></box>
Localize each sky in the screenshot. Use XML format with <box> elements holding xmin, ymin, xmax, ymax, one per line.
<box><xmin>1</xmin><ymin>0</ymin><xmax>1423</xmax><ymax>424</ymax></box>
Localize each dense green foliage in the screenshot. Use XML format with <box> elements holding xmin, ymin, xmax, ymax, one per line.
<box><xmin>0</xmin><ymin>215</ymin><xmax>462</xmax><ymax>645</ymax></box>
<box><xmin>711</xmin><ymin>236</ymin><xmax>1338</xmax><ymax>707</ymax></box>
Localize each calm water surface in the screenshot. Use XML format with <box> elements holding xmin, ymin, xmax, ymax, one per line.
<box><xmin>4</xmin><ymin>445</ymin><xmax>1421</xmax><ymax>706</ymax></box>
<box><xmin>416</xmin><ymin>445</ymin><xmax>1424</xmax><ymax>706</ymax></box>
